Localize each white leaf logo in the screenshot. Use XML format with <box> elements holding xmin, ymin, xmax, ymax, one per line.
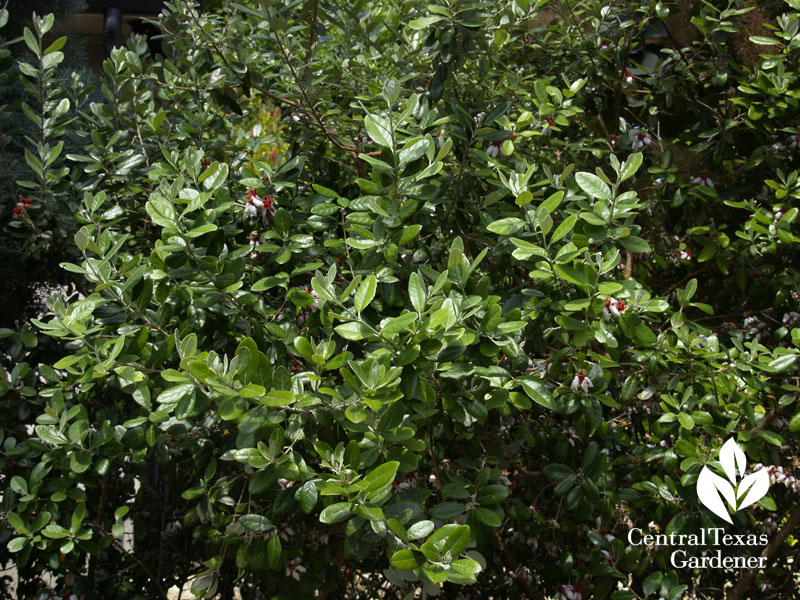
<box><xmin>696</xmin><ymin>438</ymin><xmax>770</xmax><ymax>523</ymax></box>
<box><xmin>719</xmin><ymin>438</ymin><xmax>746</xmax><ymax>485</ymax></box>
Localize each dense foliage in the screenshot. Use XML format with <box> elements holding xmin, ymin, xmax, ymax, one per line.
<box><xmin>2</xmin><ymin>0</ymin><xmax>800</xmax><ymax>598</ymax></box>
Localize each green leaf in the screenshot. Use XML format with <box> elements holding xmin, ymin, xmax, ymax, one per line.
<box><xmin>766</xmin><ymin>353</ymin><xmax>797</xmax><ymax>372</ymax></box>
<box><xmin>7</xmin><ymin>512</ymin><xmax>27</xmax><ymax>534</ymax></box>
<box><xmin>365</xmin><ymin>114</ymin><xmax>393</xmax><ymax>148</ymax></box>
<box><xmin>698</xmin><ymin>243</ymin><xmax>716</xmax><ymax>262</ymax></box>
<box><xmin>643</xmin><ymin>571</ymin><xmax>663</xmax><ymax>596</ymax></box>
<box><xmin>619</xmin><ymin>153</ymin><xmax>643</xmax><ymax>183</ymax></box>
<box><xmin>449</xmin><ymin>557</ymin><xmax>482</xmax><ymax>580</ymax></box>
<box><xmin>554</xmin><ymin>264</ymin><xmax>591</xmax><ymax>288</ymax></box>
<box><xmin>618</xmin><ymin>236</ymin><xmax>650</xmax><ymax>253</ymax></box>
<box><xmin>42</xmin><ymin>51</ymin><xmax>64</xmax><ymax>69</ymax></box>
<box><xmin>475</xmin><ymin>484</ymin><xmax>509</xmax><ymax>505</ymax></box>
<box><xmin>319</xmin><ymin>502</ymin><xmax>352</xmax><ymax>524</ymax></box>
<box><xmin>381</xmin><ymin>312</ymin><xmax>418</xmax><ymax>336</ymax></box>
<box><xmin>42</xmin><ymin>524</ymin><xmax>70</xmax><ymax>539</ymax></box>
<box><xmin>273</xmin><ymin>208</ymin><xmax>292</xmax><ymax>235</ymax></box>
<box><xmin>421</xmin><ymin>524</ymin><xmax>470</xmax><ymax>562</ymax></box>
<box><xmin>345</xmin><ymin>403</ymin><xmax>369</xmax><ymax>423</ymax></box>
<box><xmin>399</xmin><ymin>224</ymin><xmax>422</xmax><ymax>245</ymax></box>
<box><xmin>544</xmin><ymin>464</ymin><xmax>575</xmax><ymax>480</ymax></box>
<box><xmin>311</xmin><ymin>273</ymin><xmax>337</xmax><ymax>303</ymax></box>
<box><xmin>519</xmin><ymin>379</ymin><xmax>553</xmax><ymax>410</ymax></box>
<box><xmin>407</xmin><ymin>520</ymin><xmax>435</xmax><ymax>540</ymax></box>
<box><xmin>399</xmin><ymin>139</ymin><xmax>430</xmax><ymax>165</ymax></box>
<box><xmin>430</xmin><ymin>502</ymin><xmax>466</xmax><ymax>519</ymax></box>
<box><xmin>71</xmin><ymin>502</ymin><xmax>87</xmax><ymax>532</ymax></box>
<box><xmin>542</xmin><ymin>190</ymin><xmax>564</xmax><ymax>212</ymax></box>
<box><xmin>186</xmin><ymin>223</ymin><xmax>217</xmax><ymax>238</ymax></box>
<box><xmin>576</xmin><ymin>172</ymin><xmax>612</xmax><ymax>201</ymax></box>
<box><xmin>335</xmin><ymin>322</ymin><xmax>373</xmax><ymax>341</ymax></box>
<box><xmin>239</xmin><ymin>514</ymin><xmax>274</xmax><ymax>533</ymax></box>
<box><xmin>685</xmin><ymin>278</ymin><xmax>697</xmax><ymax>301</ymax></box>
<box><xmin>23</xmin><ymin>27</ymin><xmax>39</xmax><ymax>56</ymax></box>
<box><xmin>563</xmin><ymin>298</ymin><xmax>591</xmax><ymax>311</ymax></box>
<box><xmin>146</xmin><ymin>194</ymin><xmax>176</xmax><ymax>229</ymax></box>
<box><xmin>484</xmin><ymin>101</ymin><xmax>511</xmax><ymax>125</ymax></box>
<box><xmin>756</xmin><ymin>430</ymin><xmax>784</xmax><ymax>446</ymax></box>
<box><xmin>789</xmin><ymin>412</ymin><xmax>800</xmax><ymax>432</ymax></box>
<box><xmin>409</xmin><ymin>271</ymin><xmax>426</xmax><ymax>313</ymax></box>
<box><xmin>267</xmin><ymin>533</ymin><xmax>282</xmax><ymax>569</ymax></box>
<box><xmin>550</xmin><ymin>214</ymin><xmax>577</xmax><ymax>244</ymax></box>
<box><xmin>387</xmin><ymin>518</ymin><xmax>408</xmax><ymax>542</ymax></box>
<box><xmin>70</xmin><ymin>450</ymin><xmax>92</xmax><ymax>474</ymax></box>
<box><xmin>262</xmin><ymin>390</ymin><xmax>296</xmax><ymax>407</ymax></box>
<box><xmin>36</xmin><ymin>425</ymin><xmax>67</xmax><ymax>445</ymax></box>
<box><xmin>408</xmin><ymin>15</ymin><xmax>446</xmax><ymax>29</ymax></box>
<box><xmin>354</xmin><ymin>275</ymin><xmax>377</xmax><ymax>313</ymax></box>
<box><xmin>678</xmin><ymin>413</ymin><xmax>694</xmax><ymax>430</ymax></box>
<box><xmin>53</xmin><ymin>97</ymin><xmax>70</xmax><ymax>119</ymax></box>
<box><xmin>157</xmin><ymin>384</ymin><xmax>193</xmax><ymax>405</ymax></box>
<box><xmin>473</xmin><ymin>506</ymin><xmax>502</xmax><ymax>527</ymax></box>
<box><xmin>488</xmin><ymin>218</ymin><xmax>525</xmax><ymax>236</ymax></box>
<box><xmin>8</xmin><ymin>537</ymin><xmax>26</xmax><ymax>553</ymax></box>
<box><xmin>294</xmin><ymin>480</ymin><xmax>318</xmax><ymax>514</ymax></box>
<box><xmin>202</xmin><ymin>163</ymin><xmax>228</xmax><ymax>190</ymax></box>
<box><xmin>312</xmin><ymin>184</ymin><xmax>339</xmax><ymax>198</ymax></box>
<box><xmin>252</xmin><ymin>275</ymin><xmax>287</xmax><ymax>291</ymax></box>
<box><xmin>363</xmin><ymin>461</ymin><xmax>400</xmax><ymax>496</ymax></box>
<box><xmin>182</xmin><ymin>487</ymin><xmax>205</xmax><ymax>500</ymax></box>
<box><xmin>390</xmin><ymin>549</ymin><xmax>425</xmax><ymax>569</ymax></box>
<box><xmin>749</xmin><ymin>35</ymin><xmax>779</xmax><ymax>45</ymax></box>
<box><xmin>10</xmin><ymin>476</ymin><xmax>28</xmax><ymax>495</ymax></box>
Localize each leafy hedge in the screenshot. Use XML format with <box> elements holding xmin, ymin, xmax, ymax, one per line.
<box><xmin>2</xmin><ymin>0</ymin><xmax>800</xmax><ymax>598</ymax></box>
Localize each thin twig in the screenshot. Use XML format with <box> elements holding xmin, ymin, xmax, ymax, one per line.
<box><xmin>266</xmin><ymin>6</ymin><xmax>358</xmax><ymax>155</ymax></box>
<box><xmin>330</xmin><ymin>4</ymin><xmax>402</xmax><ymax>71</ymax></box>
<box><xmin>302</xmin><ymin>0</ymin><xmax>319</xmax><ymax>81</ymax></box>
<box><xmin>179</xmin><ymin>3</ymin><xmax>299</xmax><ymax>110</ymax></box>
<box><xmin>428</xmin><ymin>430</ymin><xmax>445</xmax><ymax>503</ymax></box>
<box><xmin>87</xmin><ymin>472</ymin><xmax>110</xmax><ymax>581</ymax></box>
<box><xmin>495</xmin><ymin>530</ymin><xmax>546</xmax><ymax>600</ymax></box>
<box><xmin>340</xmin><ymin>208</ymin><xmax>355</xmax><ymax>277</ymax></box>
<box><xmin>727</xmin><ymin>504</ymin><xmax>800</xmax><ymax>600</ymax></box>
<box><xmin>90</xmin><ymin>523</ymin><xmax>168</xmax><ymax>598</ymax></box>
<box><xmin>0</xmin><ymin>123</ymin><xmax>15</xmax><ymax>199</ymax></box>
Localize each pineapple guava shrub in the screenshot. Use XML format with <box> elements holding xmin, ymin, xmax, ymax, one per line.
<box><xmin>2</xmin><ymin>0</ymin><xmax>800</xmax><ymax>598</ymax></box>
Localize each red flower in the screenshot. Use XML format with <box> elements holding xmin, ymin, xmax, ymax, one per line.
<box><xmin>571</xmin><ymin>371</ymin><xmax>593</xmax><ymax>393</ymax></box>
<box><xmin>244</xmin><ymin>190</ymin><xmax>264</xmax><ymax>217</ymax></box>
<box><xmin>19</xmin><ymin>197</ymin><xmax>32</xmax><ymax>208</ymax></box>
<box><xmin>263</xmin><ymin>194</ymin><xmax>276</xmax><ymax>216</ymax></box>
<box><xmin>12</xmin><ymin>205</ymin><xmax>23</xmax><ymax>218</ymax></box>
<box><xmin>201</xmin><ymin>159</ymin><xmax>210</xmax><ymax>167</ymax></box>
<box><xmin>487</xmin><ymin>140</ymin><xmax>503</xmax><ymax>158</ymax></box>
<box><xmin>604</xmin><ymin>297</ymin><xmax>626</xmax><ymax>320</ymax></box>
